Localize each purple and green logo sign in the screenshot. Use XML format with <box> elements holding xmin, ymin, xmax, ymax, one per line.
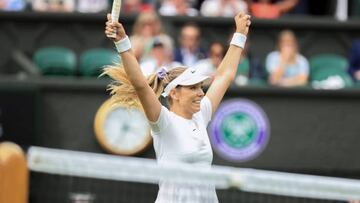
<box><xmin>209</xmin><ymin>99</ymin><xmax>270</xmax><ymax>162</ymax></box>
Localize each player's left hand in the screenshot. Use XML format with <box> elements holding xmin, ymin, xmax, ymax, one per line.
<box><xmin>234</xmin><ymin>12</ymin><xmax>251</xmax><ymax>36</ymax></box>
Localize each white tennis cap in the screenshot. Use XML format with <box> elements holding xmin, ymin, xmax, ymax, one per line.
<box><xmin>161</xmin><ymin>68</ymin><xmax>210</xmax><ymax>97</ymax></box>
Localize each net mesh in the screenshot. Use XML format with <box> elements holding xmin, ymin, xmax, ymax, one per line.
<box><xmin>28</xmin><ymin>147</ymin><xmax>360</xmax><ymax>203</ymax></box>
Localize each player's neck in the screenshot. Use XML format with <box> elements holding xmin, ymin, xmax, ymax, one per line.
<box><xmin>170</xmin><ymin>105</ymin><xmax>193</xmax><ymax>120</ymax></box>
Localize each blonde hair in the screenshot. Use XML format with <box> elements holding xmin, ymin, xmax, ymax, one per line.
<box><xmin>102</xmin><ymin>64</ymin><xmax>186</xmax><ymax>110</ymax></box>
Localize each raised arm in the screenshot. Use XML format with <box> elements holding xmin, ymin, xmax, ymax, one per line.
<box><xmin>105</xmin><ymin>14</ymin><xmax>161</xmax><ymax>122</ymax></box>
<box><xmin>206</xmin><ymin>13</ymin><xmax>251</xmax><ymax>113</ymax></box>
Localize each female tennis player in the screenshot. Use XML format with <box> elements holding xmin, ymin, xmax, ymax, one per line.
<box><xmin>104</xmin><ymin>12</ymin><xmax>251</xmax><ymax>203</ymax></box>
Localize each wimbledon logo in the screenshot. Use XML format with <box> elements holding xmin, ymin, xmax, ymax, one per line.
<box><xmin>209</xmin><ymin>99</ymin><xmax>270</xmax><ymax>162</ymax></box>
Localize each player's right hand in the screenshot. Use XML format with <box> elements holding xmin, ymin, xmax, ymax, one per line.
<box><xmin>105</xmin><ymin>13</ymin><xmax>127</xmax><ymax>42</ymax></box>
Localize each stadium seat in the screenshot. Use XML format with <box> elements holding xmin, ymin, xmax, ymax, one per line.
<box><xmin>309</xmin><ymin>54</ymin><xmax>348</xmax><ymax>76</ymax></box>
<box><xmin>79</xmin><ymin>48</ymin><xmax>119</xmax><ymax>77</ymax></box>
<box><xmin>33</xmin><ymin>47</ymin><xmax>77</xmax><ymax>76</ymax></box>
<box><xmin>311</xmin><ymin>66</ymin><xmax>353</xmax><ymax>89</ymax></box>
<box><xmin>237</xmin><ymin>56</ymin><xmax>250</xmax><ymax>77</ymax></box>
<box><xmin>234</xmin><ymin>57</ymin><xmax>250</xmax><ymax>85</ymax></box>
<box><xmin>248</xmin><ymin>78</ymin><xmax>267</xmax><ymax>86</ymax></box>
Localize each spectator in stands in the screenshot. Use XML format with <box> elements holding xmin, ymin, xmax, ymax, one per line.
<box><xmin>129</xmin><ymin>11</ymin><xmax>174</xmax><ymax>61</ymax></box>
<box><xmin>159</xmin><ymin>0</ymin><xmax>199</xmax><ymax>16</ymax></box>
<box><xmin>247</xmin><ymin>51</ymin><xmax>266</xmax><ymax>83</ymax></box>
<box><xmin>174</xmin><ymin>23</ymin><xmax>206</xmax><ymax>67</ymax></box>
<box><xmin>246</xmin><ymin>0</ymin><xmax>299</xmax><ymax>18</ymax></box>
<box><xmin>194</xmin><ymin>41</ymin><xmax>226</xmax><ymax>77</ymax></box>
<box><xmin>140</xmin><ymin>37</ymin><xmax>181</xmax><ymax>76</ymax></box>
<box><xmin>121</xmin><ymin>0</ymin><xmax>153</xmax><ymax>15</ymax></box>
<box><xmin>32</xmin><ymin>0</ymin><xmax>74</xmax><ymax>12</ymax></box>
<box><xmin>266</xmin><ymin>29</ymin><xmax>309</xmax><ymax>87</ymax></box>
<box><xmin>348</xmin><ymin>39</ymin><xmax>360</xmax><ymax>82</ymax></box>
<box><xmin>195</xmin><ymin>40</ymin><xmax>265</xmax><ymax>86</ymax></box>
<box><xmin>200</xmin><ymin>0</ymin><xmax>248</xmax><ymax>17</ymax></box>
<box><xmin>77</xmin><ymin>0</ymin><xmax>108</xmax><ymax>13</ymax></box>
<box><xmin>0</xmin><ymin>0</ymin><xmax>26</xmax><ymax>11</ymax></box>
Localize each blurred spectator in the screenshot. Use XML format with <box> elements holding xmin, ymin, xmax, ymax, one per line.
<box><xmin>140</xmin><ymin>37</ymin><xmax>181</xmax><ymax>76</ymax></box>
<box><xmin>243</xmin><ymin>41</ymin><xmax>267</xmax><ymax>84</ymax></box>
<box><xmin>130</xmin><ymin>11</ymin><xmax>174</xmax><ymax>61</ymax></box>
<box><xmin>194</xmin><ymin>41</ymin><xmax>226</xmax><ymax>76</ymax></box>
<box><xmin>0</xmin><ymin>0</ymin><xmax>26</xmax><ymax>11</ymax></box>
<box><xmin>195</xmin><ymin>40</ymin><xmax>266</xmax><ymax>86</ymax></box>
<box><xmin>266</xmin><ymin>30</ymin><xmax>309</xmax><ymax>87</ymax></box>
<box><xmin>174</xmin><ymin>23</ymin><xmax>206</xmax><ymax>67</ymax></box>
<box><xmin>159</xmin><ymin>0</ymin><xmax>198</xmax><ymax>16</ymax></box>
<box><xmin>248</xmin><ymin>52</ymin><xmax>266</xmax><ymax>82</ymax></box>
<box><xmin>77</xmin><ymin>0</ymin><xmax>108</xmax><ymax>13</ymax></box>
<box><xmin>348</xmin><ymin>39</ymin><xmax>360</xmax><ymax>82</ymax></box>
<box><xmin>32</xmin><ymin>0</ymin><xmax>75</xmax><ymax>12</ymax></box>
<box><xmin>121</xmin><ymin>0</ymin><xmax>153</xmax><ymax>15</ymax></box>
<box><xmin>200</xmin><ymin>0</ymin><xmax>248</xmax><ymax>17</ymax></box>
<box><xmin>246</xmin><ymin>0</ymin><xmax>299</xmax><ymax>19</ymax></box>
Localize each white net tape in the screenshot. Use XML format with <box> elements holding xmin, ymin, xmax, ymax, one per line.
<box><xmin>28</xmin><ymin>146</ymin><xmax>360</xmax><ymax>201</ymax></box>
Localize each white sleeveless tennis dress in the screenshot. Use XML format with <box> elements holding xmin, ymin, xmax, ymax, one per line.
<box><xmin>150</xmin><ymin>96</ymin><xmax>218</xmax><ymax>203</ymax></box>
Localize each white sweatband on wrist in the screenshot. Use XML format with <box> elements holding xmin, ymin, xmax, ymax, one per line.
<box><xmin>114</xmin><ymin>36</ymin><xmax>132</xmax><ymax>53</ymax></box>
<box><xmin>230</xmin><ymin>33</ymin><xmax>247</xmax><ymax>49</ymax></box>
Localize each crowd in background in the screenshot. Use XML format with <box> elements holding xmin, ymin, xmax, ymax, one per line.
<box><xmin>1</xmin><ymin>0</ymin><xmax>360</xmax><ymax>88</ymax></box>
<box><xmin>115</xmin><ymin>3</ymin><xmax>360</xmax><ymax>88</ymax></box>
<box><xmin>0</xmin><ymin>0</ymin><xmax>357</xmax><ymax>18</ymax></box>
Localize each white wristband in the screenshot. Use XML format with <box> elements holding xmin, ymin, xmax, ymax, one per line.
<box><xmin>114</xmin><ymin>36</ymin><xmax>132</xmax><ymax>53</ymax></box>
<box><xmin>230</xmin><ymin>33</ymin><xmax>247</xmax><ymax>49</ymax></box>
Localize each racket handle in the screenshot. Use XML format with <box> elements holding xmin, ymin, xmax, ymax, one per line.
<box><xmin>108</xmin><ymin>20</ymin><xmax>118</xmax><ymax>38</ymax></box>
<box><xmin>109</xmin><ymin>0</ymin><xmax>121</xmax><ymax>38</ymax></box>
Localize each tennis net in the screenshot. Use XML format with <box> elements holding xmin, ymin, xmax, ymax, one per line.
<box><xmin>28</xmin><ymin>146</ymin><xmax>360</xmax><ymax>203</ymax></box>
